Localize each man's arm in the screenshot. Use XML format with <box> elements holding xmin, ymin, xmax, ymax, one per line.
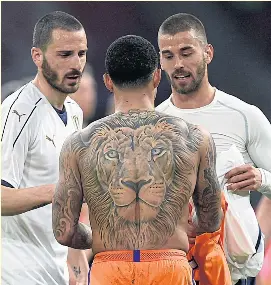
<box><xmin>67</xmin><ymin>248</ymin><xmax>89</xmax><ymax>285</ymax></box>
<box><xmin>1</xmin><ymin>184</ymin><xmax>54</xmax><ymax>216</ymax></box>
<box><xmin>256</xmin><ymin>196</ymin><xmax>271</xmax><ymax>246</ymax></box>
<box><xmin>67</xmin><ymin>203</ymin><xmax>92</xmax><ymax>284</ymax></box>
<box><xmin>52</xmin><ymin>134</ymin><xmax>92</xmax><ymax>249</ymax></box>
<box><xmin>190</xmin><ymin>129</ymin><xmax>231</xmax><ymax>285</ymax></box>
<box><xmin>1</xmin><ymin>100</ymin><xmax>56</xmax><ymax>216</ymax></box>
<box><xmin>193</xmin><ymin>128</ymin><xmax>222</xmax><ymax>235</ymax></box>
<box><xmin>226</xmin><ymin>106</ymin><xmax>271</xmax><ymax>198</ymax></box>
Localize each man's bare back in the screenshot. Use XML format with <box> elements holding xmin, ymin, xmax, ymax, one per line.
<box><xmin>52</xmin><ymin>34</ymin><xmax>223</xmax><ymax>285</ymax></box>
<box><xmin>59</xmin><ymin>109</ymin><xmax>221</xmax><ymax>254</ymax></box>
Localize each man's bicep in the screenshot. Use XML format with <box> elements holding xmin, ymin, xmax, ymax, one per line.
<box><xmin>193</xmin><ymin>131</ymin><xmax>221</xmax><ymax>234</ymax></box>
<box><xmin>53</xmin><ymin>136</ymin><xmax>83</xmax><ymax>242</ymax></box>
<box><xmin>248</xmin><ymin>107</ymin><xmax>271</xmax><ymax>170</ymax></box>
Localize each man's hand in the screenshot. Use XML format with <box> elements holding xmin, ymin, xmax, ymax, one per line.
<box><xmin>225</xmin><ymin>164</ymin><xmax>262</xmax><ymax>191</ymax></box>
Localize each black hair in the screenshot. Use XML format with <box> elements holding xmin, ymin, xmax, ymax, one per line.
<box><xmin>159</xmin><ymin>13</ymin><xmax>207</xmax><ymax>45</ymax></box>
<box><xmin>33</xmin><ymin>11</ymin><xmax>84</xmax><ymax>51</ymax></box>
<box><xmin>105</xmin><ymin>35</ymin><xmax>158</xmax><ymax>89</ymax></box>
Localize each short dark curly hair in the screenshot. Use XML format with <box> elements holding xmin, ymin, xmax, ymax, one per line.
<box><xmin>33</xmin><ymin>11</ymin><xmax>84</xmax><ymax>51</ymax></box>
<box><xmin>105</xmin><ymin>35</ymin><xmax>158</xmax><ymax>89</ymax></box>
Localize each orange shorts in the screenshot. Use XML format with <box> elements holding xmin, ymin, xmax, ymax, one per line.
<box><xmin>90</xmin><ymin>249</ymin><xmax>193</xmax><ymax>285</ymax></box>
<box><xmin>187</xmin><ymin>230</ymin><xmax>231</xmax><ymax>285</ymax></box>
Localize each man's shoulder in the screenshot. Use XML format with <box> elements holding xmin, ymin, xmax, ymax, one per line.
<box><xmin>73</xmin><ymin>116</ymin><xmax>109</xmax><ymax>148</ymax></box>
<box><xmin>1</xmin><ymin>83</ymin><xmax>44</xmax><ymax>129</ymax></box>
<box><xmin>2</xmin><ymin>83</ymin><xmax>43</xmax><ymax>113</ymax></box>
<box><xmin>91</xmin><ymin>110</ymin><xmax>199</xmax><ymax>129</ymax></box>
<box><xmin>80</xmin><ymin>115</ymin><xmax>112</xmax><ymax>136</ymax></box>
<box><xmin>216</xmin><ymin>89</ymin><xmax>256</xmax><ymax>113</ymax></box>
<box><xmin>155</xmin><ymin>97</ymin><xmax>171</xmax><ymax>112</ymax></box>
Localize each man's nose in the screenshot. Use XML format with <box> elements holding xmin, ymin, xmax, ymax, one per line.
<box><xmin>71</xmin><ymin>55</ymin><xmax>83</xmax><ymax>70</ymax></box>
<box><xmin>174</xmin><ymin>56</ymin><xmax>185</xmax><ymax>69</ymax></box>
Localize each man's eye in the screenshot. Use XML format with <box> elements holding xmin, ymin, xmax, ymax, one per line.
<box><xmin>79</xmin><ymin>51</ymin><xmax>87</xmax><ymax>57</ymax></box>
<box><xmin>60</xmin><ymin>54</ymin><xmax>70</xmax><ymax>57</ymax></box>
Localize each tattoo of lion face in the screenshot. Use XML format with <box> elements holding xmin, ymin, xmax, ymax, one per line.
<box><xmin>77</xmin><ymin>111</ymin><xmax>203</xmax><ymax>249</ymax></box>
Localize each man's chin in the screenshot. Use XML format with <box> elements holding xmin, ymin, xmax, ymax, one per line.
<box><xmin>60</xmin><ymin>85</ymin><xmax>80</xmax><ymax>94</ymax></box>
<box><xmin>173</xmin><ymin>87</ymin><xmax>191</xmax><ymax>95</ymax></box>
<box><xmin>67</xmin><ymin>86</ymin><xmax>80</xmax><ymax>94</ymax></box>
<box><xmin>173</xmin><ymin>84</ymin><xmax>197</xmax><ymax>95</ymax></box>
<box><xmin>176</xmin><ymin>89</ymin><xmax>193</xmax><ymax>95</ymax></box>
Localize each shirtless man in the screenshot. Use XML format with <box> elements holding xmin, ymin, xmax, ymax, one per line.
<box><xmin>52</xmin><ymin>35</ymin><xmax>222</xmax><ymax>285</ymax></box>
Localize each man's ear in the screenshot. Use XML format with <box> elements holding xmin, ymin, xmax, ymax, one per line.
<box><xmin>204</xmin><ymin>44</ymin><xmax>214</xmax><ymax>64</ymax></box>
<box><xmin>153</xmin><ymin>68</ymin><xmax>161</xmax><ymax>89</ymax></box>
<box><xmin>31</xmin><ymin>47</ymin><xmax>43</xmax><ymax>68</ymax></box>
<box><xmin>103</xmin><ymin>73</ymin><xmax>114</xmax><ymax>93</ymax></box>
<box><xmin>159</xmin><ymin>52</ymin><xmax>165</xmax><ymax>71</ymax></box>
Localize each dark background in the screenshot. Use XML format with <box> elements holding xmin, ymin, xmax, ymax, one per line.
<box><xmin>2</xmin><ymin>1</ymin><xmax>271</xmax><ymax>119</ymax></box>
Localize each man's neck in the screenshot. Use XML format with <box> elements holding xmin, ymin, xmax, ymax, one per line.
<box><xmin>114</xmin><ymin>90</ymin><xmax>155</xmax><ymax>114</ymax></box>
<box><xmin>171</xmin><ymin>83</ymin><xmax>215</xmax><ymax>109</ymax></box>
<box><xmin>32</xmin><ymin>75</ymin><xmax>67</xmax><ymax>110</ymax></box>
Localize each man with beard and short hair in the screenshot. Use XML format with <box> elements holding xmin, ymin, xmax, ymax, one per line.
<box><xmin>1</xmin><ymin>11</ymin><xmax>89</xmax><ymax>285</ymax></box>
<box><xmin>52</xmin><ymin>34</ymin><xmax>223</xmax><ymax>285</ymax></box>
<box><xmin>156</xmin><ymin>13</ymin><xmax>270</xmax><ymax>285</ymax></box>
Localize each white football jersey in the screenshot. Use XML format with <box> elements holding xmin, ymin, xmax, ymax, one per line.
<box><xmin>156</xmin><ymin>88</ymin><xmax>270</xmax><ymax>279</ymax></box>
<box><xmin>1</xmin><ymin>82</ymin><xmax>83</xmax><ymax>285</ymax></box>
<box><xmin>156</xmin><ymin>88</ymin><xmax>271</xmax><ymax>196</ymax></box>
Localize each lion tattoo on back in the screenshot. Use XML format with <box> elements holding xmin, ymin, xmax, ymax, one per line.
<box><xmin>75</xmin><ymin>110</ymin><xmax>203</xmax><ymax>249</ymax></box>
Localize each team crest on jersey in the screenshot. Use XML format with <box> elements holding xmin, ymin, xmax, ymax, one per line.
<box><xmin>12</xmin><ymin>110</ymin><xmax>26</xmax><ymax>122</ymax></box>
<box><xmin>72</xmin><ymin>115</ymin><xmax>80</xmax><ymax>130</ymax></box>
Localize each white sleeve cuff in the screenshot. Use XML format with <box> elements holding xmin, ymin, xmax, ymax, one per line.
<box><xmin>258</xmin><ymin>168</ymin><xmax>271</xmax><ymax>199</ymax></box>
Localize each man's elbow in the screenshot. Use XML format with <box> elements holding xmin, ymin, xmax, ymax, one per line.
<box><xmin>210</xmin><ymin>208</ymin><xmax>223</xmax><ymax>232</ymax></box>
<box><xmin>197</xmin><ymin>208</ymin><xmax>223</xmax><ymax>234</ymax></box>
<box><xmin>53</xmin><ymin>229</ymin><xmax>73</xmax><ymax>247</ymax></box>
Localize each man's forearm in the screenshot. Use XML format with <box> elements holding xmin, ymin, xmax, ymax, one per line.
<box><xmin>1</xmin><ymin>184</ymin><xmax>54</xmax><ymax>216</ymax></box>
<box><xmin>67</xmin><ymin>248</ymin><xmax>89</xmax><ymax>284</ymax></box>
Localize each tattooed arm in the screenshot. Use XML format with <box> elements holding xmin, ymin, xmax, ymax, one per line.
<box><xmin>52</xmin><ymin>134</ymin><xmax>92</xmax><ymax>249</ymax></box>
<box><xmin>193</xmin><ymin>128</ymin><xmax>222</xmax><ymax>234</ymax></box>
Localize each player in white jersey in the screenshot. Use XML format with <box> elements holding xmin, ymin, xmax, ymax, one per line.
<box><xmin>1</xmin><ymin>11</ymin><xmax>89</xmax><ymax>285</ymax></box>
<box><xmin>156</xmin><ymin>13</ymin><xmax>270</xmax><ymax>285</ymax></box>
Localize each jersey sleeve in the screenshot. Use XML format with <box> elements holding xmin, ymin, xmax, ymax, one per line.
<box><xmin>1</xmin><ymin>100</ymin><xmax>35</xmax><ymax>188</ymax></box>
<box><xmin>246</xmin><ymin>106</ymin><xmax>271</xmax><ymax>197</ymax></box>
